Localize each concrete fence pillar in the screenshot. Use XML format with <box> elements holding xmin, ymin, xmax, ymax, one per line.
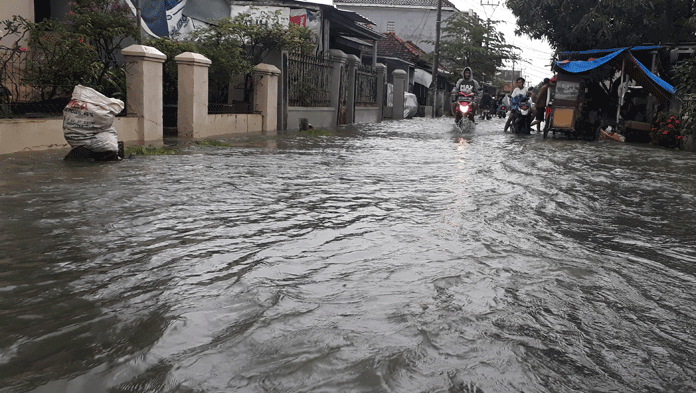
<box><xmin>376</xmin><ymin>63</ymin><xmax>386</xmax><ymax>122</ymax></box>
<box><xmin>121</xmin><ymin>45</ymin><xmax>166</xmax><ymax>144</ymax></box>
<box><xmin>174</xmin><ymin>52</ymin><xmax>211</xmax><ymax>138</ymax></box>
<box><xmin>345</xmin><ymin>54</ymin><xmax>359</xmax><ymax>124</ymax></box>
<box><xmin>330</xmin><ymin>49</ymin><xmax>347</xmax><ymax>125</ymax></box>
<box><xmin>393</xmin><ymin>69</ymin><xmax>407</xmax><ymax>120</ymax></box>
<box><xmin>252</xmin><ymin>63</ymin><xmax>281</xmax><ymax>132</ymax></box>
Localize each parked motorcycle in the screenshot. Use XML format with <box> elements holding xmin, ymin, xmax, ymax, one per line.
<box><xmin>455</xmin><ymin>92</ymin><xmax>476</xmax><ymax>132</ymax></box>
<box><xmin>510</xmin><ymin>95</ymin><xmax>532</xmax><ymax>134</ymax></box>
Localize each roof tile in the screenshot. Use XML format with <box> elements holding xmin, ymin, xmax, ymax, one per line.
<box><xmin>336</xmin><ymin>0</ymin><xmax>458</xmax><ymax>9</ymax></box>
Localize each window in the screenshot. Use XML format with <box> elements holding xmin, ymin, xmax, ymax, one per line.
<box><xmin>35</xmin><ymin>0</ymin><xmax>51</xmax><ymax>22</ymax></box>
<box><xmin>387</xmin><ymin>21</ymin><xmax>395</xmax><ymax>32</ymax></box>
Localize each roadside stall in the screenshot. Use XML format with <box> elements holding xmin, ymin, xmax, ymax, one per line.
<box><xmin>544</xmin><ymin>46</ymin><xmax>677</xmax><ymax>141</ymax></box>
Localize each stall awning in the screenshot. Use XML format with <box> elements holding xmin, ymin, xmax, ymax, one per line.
<box><xmin>555</xmin><ymin>47</ymin><xmax>676</xmax><ymax>101</ymax></box>
<box><xmin>555</xmin><ymin>48</ymin><xmax>626</xmax><ymax>74</ymax></box>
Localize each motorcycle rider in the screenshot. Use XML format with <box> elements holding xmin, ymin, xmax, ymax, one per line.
<box><xmin>479</xmin><ymin>89</ymin><xmax>494</xmax><ymax>119</ymax></box>
<box><xmin>450</xmin><ymin>67</ymin><xmax>480</xmax><ymax>123</ymax></box>
<box><xmin>503</xmin><ymin>77</ymin><xmax>535</xmax><ymax>132</ymax></box>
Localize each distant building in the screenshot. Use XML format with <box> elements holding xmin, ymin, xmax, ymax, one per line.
<box><xmin>496</xmin><ymin>69</ymin><xmax>522</xmax><ymax>83</ymax></box>
<box><xmin>362</xmin><ymin>32</ymin><xmax>451</xmax><ymax>106</ymax></box>
<box><xmin>334</xmin><ymin>0</ymin><xmax>462</xmax><ymax>53</ymax></box>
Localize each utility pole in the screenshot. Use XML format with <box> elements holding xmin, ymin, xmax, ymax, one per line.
<box><xmin>135</xmin><ymin>0</ymin><xmax>142</xmax><ymax>44</ymax></box>
<box><xmin>429</xmin><ymin>0</ymin><xmax>442</xmax><ymax>118</ymax></box>
<box><xmin>481</xmin><ymin>0</ymin><xmax>499</xmax><ymax>83</ymax></box>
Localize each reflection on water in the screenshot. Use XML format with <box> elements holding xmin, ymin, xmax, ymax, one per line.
<box><xmin>1</xmin><ymin>118</ymin><xmax>696</xmax><ymax>393</ymax></box>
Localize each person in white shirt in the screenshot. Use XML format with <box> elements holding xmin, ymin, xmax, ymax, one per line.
<box><xmin>503</xmin><ymin>77</ymin><xmax>534</xmax><ymax>132</ymax></box>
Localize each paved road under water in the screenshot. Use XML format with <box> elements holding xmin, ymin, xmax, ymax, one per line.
<box><xmin>1</xmin><ymin>117</ymin><xmax>696</xmax><ymax>393</ymax></box>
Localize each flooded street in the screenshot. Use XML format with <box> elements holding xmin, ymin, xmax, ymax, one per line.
<box><xmin>1</xmin><ymin>117</ymin><xmax>696</xmax><ymax>393</ymax></box>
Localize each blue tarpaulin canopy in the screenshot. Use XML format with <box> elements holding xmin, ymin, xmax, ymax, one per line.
<box><xmin>555</xmin><ymin>48</ymin><xmax>627</xmax><ymax>74</ymax></box>
<box><xmin>554</xmin><ymin>47</ymin><xmax>676</xmax><ymax>102</ymax></box>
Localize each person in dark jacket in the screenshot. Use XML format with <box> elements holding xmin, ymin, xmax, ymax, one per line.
<box><xmin>531</xmin><ymin>78</ymin><xmax>551</xmax><ymax>131</ymax></box>
<box><xmin>450</xmin><ymin>67</ymin><xmax>480</xmax><ymax>122</ymax></box>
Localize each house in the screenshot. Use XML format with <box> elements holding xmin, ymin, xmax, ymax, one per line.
<box><xmin>361</xmin><ymin>32</ymin><xmax>451</xmax><ymax>110</ymax></box>
<box><xmin>334</xmin><ymin>0</ymin><xmax>464</xmax><ymax>53</ymax></box>
<box><xmin>126</xmin><ymin>0</ymin><xmax>383</xmax><ymax>61</ymax></box>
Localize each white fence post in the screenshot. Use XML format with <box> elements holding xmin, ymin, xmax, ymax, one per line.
<box><xmin>252</xmin><ymin>64</ymin><xmax>281</xmax><ymax>132</ymax></box>
<box><xmin>393</xmin><ymin>69</ymin><xmax>407</xmax><ymax>120</ymax></box>
<box><xmin>121</xmin><ymin>45</ymin><xmax>166</xmax><ymax>144</ymax></box>
<box><xmin>174</xmin><ymin>52</ymin><xmax>211</xmax><ymax>138</ymax></box>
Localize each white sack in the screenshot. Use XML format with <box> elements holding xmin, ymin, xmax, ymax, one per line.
<box><xmin>63</xmin><ymin>85</ymin><xmax>124</xmax><ymax>152</ymax></box>
<box><xmin>404</xmin><ymin>93</ymin><xmax>418</xmax><ymax>119</ymax></box>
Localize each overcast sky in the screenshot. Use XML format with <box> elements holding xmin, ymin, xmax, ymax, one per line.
<box><xmin>448</xmin><ymin>0</ymin><xmax>555</xmax><ymax>85</ymax></box>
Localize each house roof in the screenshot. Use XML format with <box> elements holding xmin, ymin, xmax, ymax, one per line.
<box><xmin>335</xmin><ymin>0</ymin><xmax>459</xmax><ymax>10</ymax></box>
<box><xmin>376</xmin><ymin>32</ymin><xmax>426</xmax><ymax>62</ymax></box>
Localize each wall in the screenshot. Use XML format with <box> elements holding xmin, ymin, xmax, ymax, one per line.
<box><xmin>287</xmin><ymin>107</ymin><xmax>336</xmax><ymax>131</ymax></box>
<box><xmin>180</xmin><ymin>113</ymin><xmax>264</xmax><ymax>139</ymax></box>
<box><xmin>355</xmin><ymin>107</ymin><xmax>380</xmax><ymax>124</ymax></box>
<box><xmin>0</xmin><ymin>1</ymin><xmax>33</xmax><ymax>48</ymax></box>
<box><xmin>1</xmin><ymin>116</ymin><xmax>141</xmax><ymax>155</ymax></box>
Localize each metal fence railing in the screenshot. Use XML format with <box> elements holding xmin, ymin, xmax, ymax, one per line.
<box><xmin>208</xmin><ymin>72</ymin><xmax>254</xmax><ymax>115</ymax></box>
<box><xmin>288</xmin><ymin>52</ymin><xmax>332</xmax><ymax>107</ymax></box>
<box><xmin>0</xmin><ymin>50</ymin><xmax>73</xmax><ymax>117</ymax></box>
<box><xmin>1</xmin><ymin>49</ymin><xmax>126</xmax><ymax>118</ymax></box>
<box><xmin>356</xmin><ymin>64</ymin><xmax>378</xmax><ymax>107</ymax></box>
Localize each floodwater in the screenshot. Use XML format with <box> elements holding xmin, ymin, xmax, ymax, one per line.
<box><xmin>1</xmin><ymin>117</ymin><xmax>696</xmax><ymax>393</ymax></box>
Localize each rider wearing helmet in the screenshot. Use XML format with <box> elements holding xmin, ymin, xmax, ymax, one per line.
<box><xmin>450</xmin><ymin>67</ymin><xmax>480</xmax><ymax>122</ymax></box>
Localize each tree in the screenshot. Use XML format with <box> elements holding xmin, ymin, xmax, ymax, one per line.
<box><xmin>23</xmin><ymin>18</ymin><xmax>97</xmax><ymax>101</ymax></box>
<box><xmin>188</xmin><ymin>10</ymin><xmax>312</xmax><ymax>103</ymax></box>
<box><xmin>147</xmin><ymin>38</ymin><xmax>198</xmax><ymax>105</ymax></box>
<box><xmin>1</xmin><ymin>0</ymin><xmax>137</xmax><ymax>104</ymax></box>
<box><xmin>190</xmin><ymin>10</ymin><xmax>312</xmax><ymax>80</ymax></box>
<box><xmin>68</xmin><ymin>0</ymin><xmax>138</xmax><ymax>86</ymax></box>
<box><xmin>436</xmin><ymin>13</ymin><xmax>519</xmax><ymax>83</ymax></box>
<box><xmin>506</xmin><ymin>0</ymin><xmax>696</xmax><ymax>52</ymax></box>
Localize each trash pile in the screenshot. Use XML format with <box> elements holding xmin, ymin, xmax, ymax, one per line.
<box><xmin>63</xmin><ymin>85</ymin><xmax>124</xmax><ymax>161</ymax></box>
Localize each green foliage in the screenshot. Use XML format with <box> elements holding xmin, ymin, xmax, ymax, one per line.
<box><xmin>492</xmin><ymin>78</ymin><xmax>508</xmax><ymax>90</ymax></box>
<box><xmin>147</xmin><ymin>38</ymin><xmax>198</xmax><ymax>104</ymax></box>
<box><xmin>299</xmin><ymin>128</ymin><xmax>332</xmax><ymax>136</ymax></box>
<box><xmin>1</xmin><ymin>0</ymin><xmax>136</xmax><ymax>103</ymax></box>
<box><xmin>124</xmin><ymin>145</ymin><xmax>176</xmax><ymax>156</ymax></box>
<box><xmin>293</xmin><ymin>73</ymin><xmax>326</xmax><ymax>106</ymax></box>
<box><xmin>23</xmin><ymin>18</ymin><xmax>97</xmax><ymax>101</ymax></box>
<box><xmin>190</xmin><ymin>9</ymin><xmax>313</xmax><ymax>82</ymax></box>
<box><xmin>506</xmin><ymin>0</ymin><xmax>696</xmax><ymax>52</ymax></box>
<box><xmin>0</xmin><ymin>16</ymin><xmax>30</xmax><ymax>83</ymax></box>
<box><xmin>189</xmin><ymin>18</ymin><xmax>249</xmax><ymax>82</ymax></box>
<box><xmin>673</xmin><ymin>55</ymin><xmax>696</xmax><ymax>99</ymax></box>
<box><xmin>435</xmin><ymin>13</ymin><xmax>519</xmax><ymax>83</ymax></box>
<box><xmin>650</xmin><ymin>112</ymin><xmax>684</xmax><ymax>148</ymax></box>
<box><xmin>67</xmin><ymin>0</ymin><xmax>137</xmax><ymax>89</ymax></box>
<box><xmin>194</xmin><ymin>139</ymin><xmax>232</xmax><ymax>147</ymax></box>
<box><xmin>673</xmin><ymin>55</ymin><xmax>696</xmax><ymax>138</ymax></box>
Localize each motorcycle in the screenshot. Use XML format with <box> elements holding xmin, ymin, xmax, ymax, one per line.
<box><xmin>510</xmin><ymin>95</ymin><xmax>533</xmax><ymax>134</ymax></box>
<box><xmin>497</xmin><ymin>104</ymin><xmax>507</xmax><ymax>118</ymax></box>
<box><xmin>455</xmin><ymin>92</ymin><xmax>476</xmax><ymax>132</ymax></box>
<box><xmin>479</xmin><ymin>105</ymin><xmax>492</xmax><ymax>120</ymax></box>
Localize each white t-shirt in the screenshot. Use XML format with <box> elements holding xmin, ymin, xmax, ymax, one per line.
<box><xmin>511</xmin><ymin>86</ymin><xmax>528</xmax><ymax>99</ymax></box>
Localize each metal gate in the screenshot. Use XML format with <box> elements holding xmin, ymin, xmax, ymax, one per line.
<box><xmin>337</xmin><ymin>65</ymin><xmax>349</xmax><ymax>125</ymax></box>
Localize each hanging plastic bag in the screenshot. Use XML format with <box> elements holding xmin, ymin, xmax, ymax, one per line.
<box><xmin>63</xmin><ymin>85</ymin><xmax>124</xmax><ymax>153</ymax></box>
